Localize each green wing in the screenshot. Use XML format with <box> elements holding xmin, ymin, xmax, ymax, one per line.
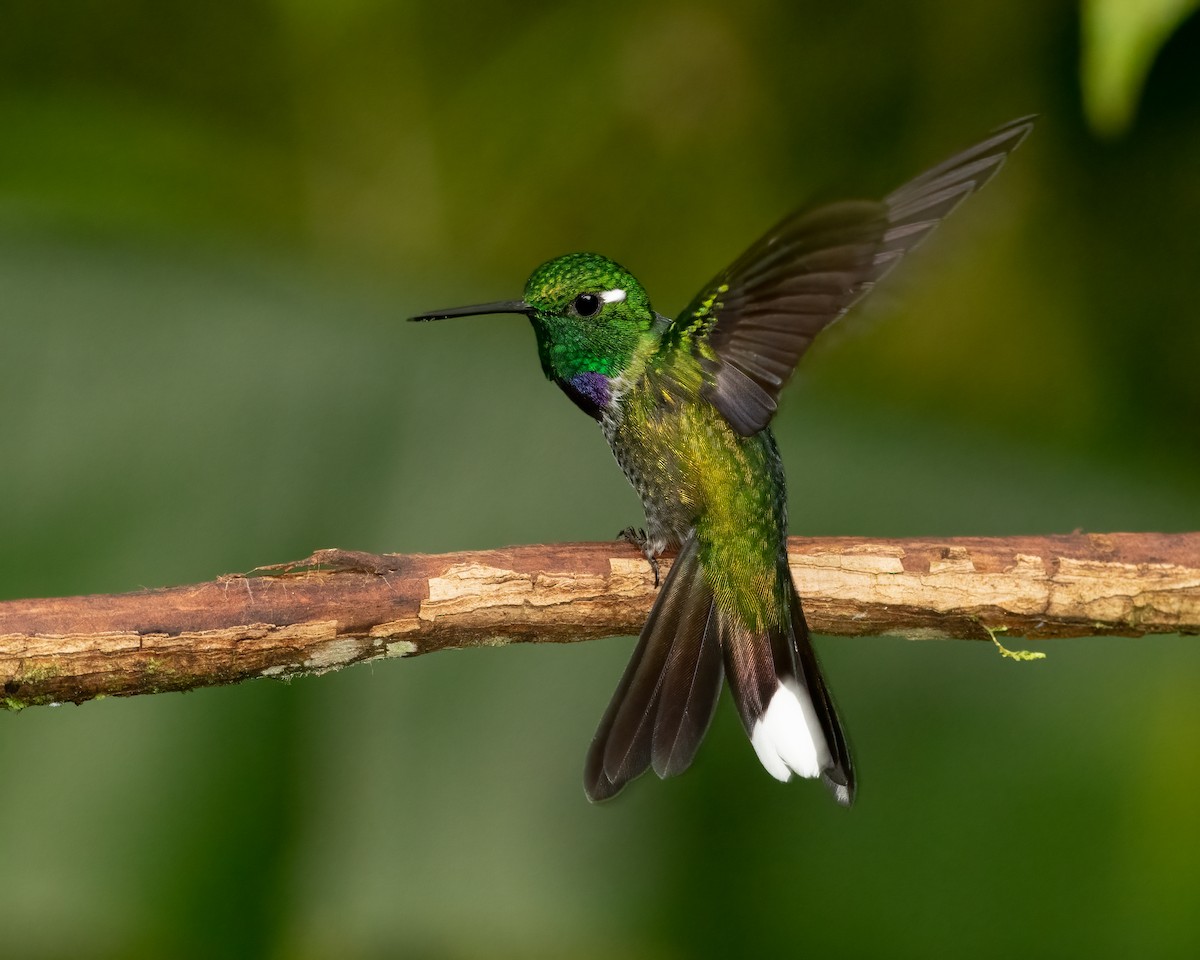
<box><xmin>659</xmin><ymin>116</ymin><xmax>1036</xmax><ymax>436</ymax></box>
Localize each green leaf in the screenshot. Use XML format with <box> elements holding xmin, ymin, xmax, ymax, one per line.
<box><xmin>1082</xmin><ymin>0</ymin><xmax>1200</xmax><ymax>136</ymax></box>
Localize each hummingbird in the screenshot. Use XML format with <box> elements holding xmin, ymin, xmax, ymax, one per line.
<box><xmin>412</xmin><ymin>117</ymin><xmax>1034</xmax><ymax>803</ymax></box>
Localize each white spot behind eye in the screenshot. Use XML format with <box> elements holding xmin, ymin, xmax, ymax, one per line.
<box><xmin>600</xmin><ymin>289</ymin><xmax>627</xmax><ymax>304</ymax></box>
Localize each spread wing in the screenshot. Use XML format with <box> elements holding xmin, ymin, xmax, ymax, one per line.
<box><xmin>660</xmin><ymin>116</ymin><xmax>1036</xmax><ymax>436</ymax></box>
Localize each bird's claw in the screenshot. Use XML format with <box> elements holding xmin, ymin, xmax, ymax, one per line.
<box><xmin>618</xmin><ymin>526</ymin><xmax>660</xmax><ymax>587</ymax></box>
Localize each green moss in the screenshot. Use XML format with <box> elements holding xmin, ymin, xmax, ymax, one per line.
<box><xmin>983</xmin><ymin>623</ymin><xmax>1047</xmax><ymax>663</ymax></box>
<box><xmin>16</xmin><ymin>663</ymin><xmax>60</xmax><ymax>684</ymax></box>
<box><xmin>3</xmin><ymin>691</ymin><xmax>63</xmax><ymax>710</ymax></box>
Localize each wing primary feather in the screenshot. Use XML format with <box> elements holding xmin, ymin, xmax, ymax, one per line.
<box><xmin>666</xmin><ymin>116</ymin><xmax>1034</xmax><ymax>436</ymax></box>
<box><xmin>886</xmin><ymin>115</ymin><xmax>1035</xmax><ymax>204</ymax></box>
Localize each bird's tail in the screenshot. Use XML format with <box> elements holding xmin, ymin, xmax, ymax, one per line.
<box><xmin>585</xmin><ymin>531</ymin><xmax>724</xmax><ymax>801</ymax></box>
<box><xmin>584</xmin><ymin>536</ymin><xmax>853</xmax><ymax>804</ymax></box>
<box><xmin>724</xmin><ymin>554</ymin><xmax>854</xmax><ymax>806</ymax></box>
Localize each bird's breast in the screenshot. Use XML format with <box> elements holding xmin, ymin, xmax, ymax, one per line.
<box><xmin>604</xmin><ymin>379</ymin><xmax>790</xmax><ymax>542</ymax></box>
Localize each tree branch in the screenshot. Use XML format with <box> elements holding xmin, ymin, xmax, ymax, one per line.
<box><xmin>2</xmin><ymin>533</ymin><xmax>1197</xmax><ymax>710</ymax></box>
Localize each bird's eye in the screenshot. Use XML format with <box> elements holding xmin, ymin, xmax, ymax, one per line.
<box><xmin>572</xmin><ymin>293</ymin><xmax>602</xmax><ymax>318</ymax></box>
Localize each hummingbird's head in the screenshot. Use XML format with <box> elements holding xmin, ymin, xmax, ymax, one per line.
<box><xmin>411</xmin><ymin>252</ymin><xmax>658</xmax><ymax>419</ymax></box>
<box><xmin>522</xmin><ymin>253</ymin><xmax>655</xmax><ymax>391</ymax></box>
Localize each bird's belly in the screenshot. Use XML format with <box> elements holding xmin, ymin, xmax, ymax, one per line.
<box><xmin>602</xmin><ymin>397</ymin><xmax>785</xmax><ymax>553</ymax></box>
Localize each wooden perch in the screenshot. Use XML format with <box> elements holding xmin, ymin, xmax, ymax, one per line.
<box><xmin>1</xmin><ymin>533</ymin><xmax>1197</xmax><ymax>711</ymax></box>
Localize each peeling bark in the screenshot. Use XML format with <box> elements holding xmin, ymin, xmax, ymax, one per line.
<box><xmin>1</xmin><ymin>533</ymin><xmax>1196</xmax><ymax>710</ymax></box>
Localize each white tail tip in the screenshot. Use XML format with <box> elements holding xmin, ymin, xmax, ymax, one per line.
<box><xmin>750</xmin><ymin>681</ymin><xmax>831</xmax><ymax>782</ymax></box>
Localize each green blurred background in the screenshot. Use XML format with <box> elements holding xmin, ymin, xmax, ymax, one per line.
<box><xmin>2</xmin><ymin>2</ymin><xmax>1199</xmax><ymax>957</ymax></box>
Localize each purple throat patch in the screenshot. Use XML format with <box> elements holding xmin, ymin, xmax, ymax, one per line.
<box><xmin>569</xmin><ymin>371</ymin><xmax>611</xmax><ymax>410</ymax></box>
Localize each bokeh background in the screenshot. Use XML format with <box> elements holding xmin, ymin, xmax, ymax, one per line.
<box><xmin>3</xmin><ymin>2</ymin><xmax>1199</xmax><ymax>957</ymax></box>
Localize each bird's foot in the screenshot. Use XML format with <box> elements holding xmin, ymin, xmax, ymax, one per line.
<box><xmin>618</xmin><ymin>526</ymin><xmax>661</xmax><ymax>587</ymax></box>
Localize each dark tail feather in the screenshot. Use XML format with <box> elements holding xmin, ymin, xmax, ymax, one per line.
<box><xmin>787</xmin><ymin>575</ymin><xmax>854</xmax><ymax>805</ymax></box>
<box><xmin>584</xmin><ymin>541</ymin><xmax>852</xmax><ymax>804</ymax></box>
<box><xmin>584</xmin><ymin>532</ymin><xmax>723</xmax><ymax>801</ymax></box>
<box><xmin>723</xmin><ymin>557</ymin><xmax>855</xmax><ymax>806</ymax></box>
<box><xmin>651</xmin><ymin>591</ymin><xmax>723</xmax><ymax>779</ymax></box>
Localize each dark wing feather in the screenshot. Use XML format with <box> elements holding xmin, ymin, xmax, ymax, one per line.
<box><xmin>665</xmin><ymin>116</ymin><xmax>1036</xmax><ymax>436</ymax></box>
